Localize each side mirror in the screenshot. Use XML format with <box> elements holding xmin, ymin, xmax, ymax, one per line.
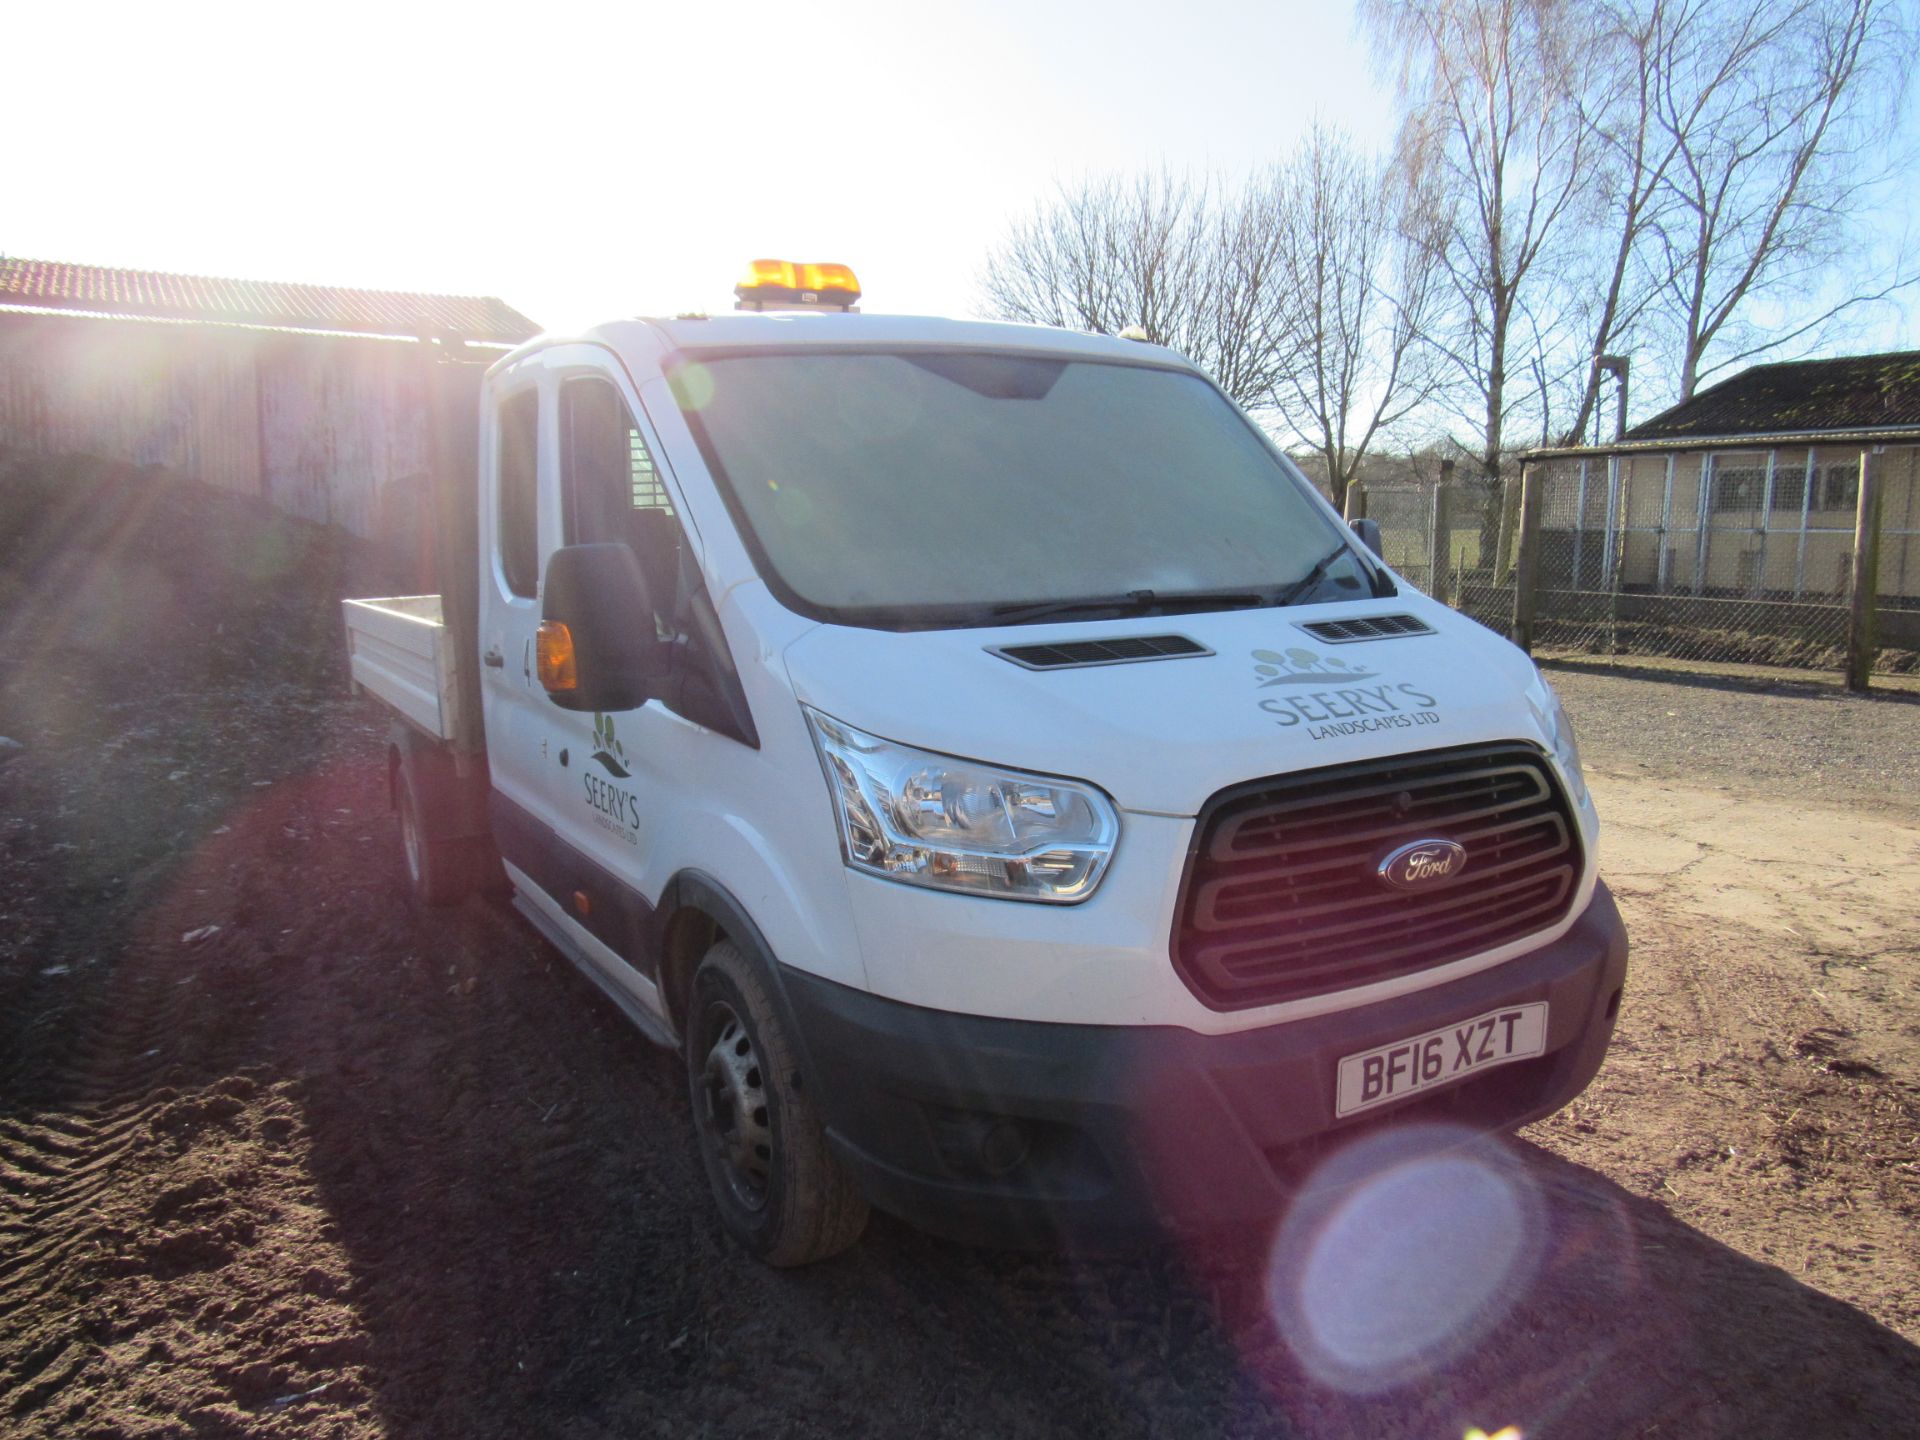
<box><xmin>1349</xmin><ymin>517</ymin><xmax>1384</xmax><ymax>558</ymax></box>
<box><xmin>539</xmin><ymin>544</ymin><xmax>669</xmax><ymax>712</ymax></box>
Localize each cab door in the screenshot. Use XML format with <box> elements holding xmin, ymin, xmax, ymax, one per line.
<box><xmin>483</xmin><ymin>350</ymin><xmax>724</xmax><ymax>1001</ymax></box>
<box><xmin>539</xmin><ymin>365</ymin><xmax>689</xmax><ymax>900</ymax></box>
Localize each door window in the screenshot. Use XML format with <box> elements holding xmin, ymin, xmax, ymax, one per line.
<box><xmin>562</xmin><ymin>376</ymin><xmax>681</xmax><ymax>638</ymax></box>
<box><xmin>557</xmin><ymin>371</ymin><xmax>754</xmax><ymax>746</ymax></box>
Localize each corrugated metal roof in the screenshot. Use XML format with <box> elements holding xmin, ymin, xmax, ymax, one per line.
<box><xmin>1624</xmin><ymin>349</ymin><xmax>1920</xmax><ymax>443</ymax></box>
<box><xmin>0</xmin><ymin>256</ymin><xmax>540</xmax><ymax>344</ymax></box>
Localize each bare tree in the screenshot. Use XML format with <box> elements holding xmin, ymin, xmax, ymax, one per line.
<box><xmin>1648</xmin><ymin>0</ymin><xmax>1915</xmax><ymax>399</ymax></box>
<box><xmin>1363</xmin><ymin>0</ymin><xmax>1598</xmax><ymax>486</ymax></box>
<box><xmin>1558</xmin><ymin>0</ymin><xmax>1690</xmax><ymax>443</ymax></box>
<box><xmin>1260</xmin><ymin>126</ymin><xmax>1446</xmax><ymax>511</ymax></box>
<box><xmin>1361</xmin><ymin>0</ymin><xmax>1603</xmax><ymax>586</ymax></box>
<box><xmin>979</xmin><ymin>172</ymin><xmax>1291</xmax><ymax>411</ymax></box>
<box><xmin>985</xmin><ymin>0</ymin><xmax>1914</xmax><ymax>520</ymax></box>
<box><xmin>1365</xmin><ymin>0</ymin><xmax>1914</xmax><ymax>448</ymax></box>
<box><xmin>980</xmin><ymin>150</ymin><xmax>1444</xmax><ymax>510</ymax></box>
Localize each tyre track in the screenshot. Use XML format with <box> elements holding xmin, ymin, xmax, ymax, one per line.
<box><xmin>0</xmin><ymin>908</ymin><xmax>211</xmax><ymax>1413</ymax></box>
<box><xmin>0</xmin><ymin>735</ymin><xmax>391</xmax><ymax>1433</ymax></box>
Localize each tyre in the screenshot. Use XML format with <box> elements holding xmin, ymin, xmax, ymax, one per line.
<box><xmin>396</xmin><ymin>756</ymin><xmax>476</xmax><ymax>908</ymax></box>
<box><xmin>686</xmin><ymin>940</ymin><xmax>869</xmax><ymax>1265</ymax></box>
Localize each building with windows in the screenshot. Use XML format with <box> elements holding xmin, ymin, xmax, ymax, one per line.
<box><xmin>1532</xmin><ymin>349</ymin><xmax>1920</xmax><ymax>607</ymax></box>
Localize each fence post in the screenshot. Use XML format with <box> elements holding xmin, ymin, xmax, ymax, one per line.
<box><xmin>1428</xmin><ymin>483</ymin><xmax>1450</xmax><ymax>598</ymax></box>
<box><xmin>1572</xmin><ymin>459</ymin><xmax>1589</xmax><ymax>590</ymax></box>
<box><xmin>1343</xmin><ymin>483</ymin><xmax>1368</xmax><ymax>522</ymax></box>
<box><xmin>1845</xmin><ymin>449</ymin><xmax>1883</xmax><ymax>692</ymax></box>
<box><xmin>1606</xmin><ymin>457</ymin><xmax>1627</xmax><ymax>653</ymax></box>
<box><xmin>1512</xmin><ymin>463</ymin><xmax>1543</xmax><ymax>653</ymax></box>
<box><xmin>1601</xmin><ymin>455</ymin><xmax>1622</xmax><ymax>589</ymax></box>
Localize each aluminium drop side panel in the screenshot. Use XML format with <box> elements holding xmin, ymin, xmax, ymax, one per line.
<box><xmin>343</xmin><ymin>596</ymin><xmax>451</xmax><ymax>738</ymax></box>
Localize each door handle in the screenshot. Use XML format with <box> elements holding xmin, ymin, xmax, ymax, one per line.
<box><xmin>483</xmin><ymin>647</ymin><xmax>505</xmax><ymax>669</ymax></box>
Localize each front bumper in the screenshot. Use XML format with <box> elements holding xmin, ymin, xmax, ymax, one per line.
<box><xmin>783</xmin><ymin>883</ymin><xmax>1629</xmax><ymax>1247</ymax></box>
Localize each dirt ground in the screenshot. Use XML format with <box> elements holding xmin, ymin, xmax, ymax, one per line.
<box><xmin>2</xmin><ymin>458</ymin><xmax>1918</xmax><ymax>1439</ymax></box>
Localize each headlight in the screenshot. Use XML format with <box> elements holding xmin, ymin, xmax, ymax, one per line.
<box><xmin>804</xmin><ymin>708</ymin><xmax>1119</xmax><ymax>903</ymax></box>
<box><xmin>1535</xmin><ymin>678</ymin><xmax>1590</xmax><ymax>810</ymax></box>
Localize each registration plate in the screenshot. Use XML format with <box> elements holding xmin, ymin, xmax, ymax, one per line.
<box><xmin>1335</xmin><ymin>1002</ymin><xmax>1548</xmax><ymax>1118</ymax></box>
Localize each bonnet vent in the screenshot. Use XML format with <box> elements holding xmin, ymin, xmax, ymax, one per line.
<box><xmin>1297</xmin><ymin>614</ymin><xmax>1435</xmax><ymax>644</ymax></box>
<box><xmin>992</xmin><ymin>634</ymin><xmax>1212</xmax><ymax>670</ymax></box>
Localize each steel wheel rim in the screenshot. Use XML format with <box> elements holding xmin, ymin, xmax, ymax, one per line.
<box><xmin>698</xmin><ymin>1001</ymin><xmax>773</xmax><ymax>1212</ymax></box>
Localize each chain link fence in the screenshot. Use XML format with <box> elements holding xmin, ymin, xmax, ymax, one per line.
<box><xmin>1361</xmin><ymin>442</ymin><xmax>1920</xmax><ymax>682</ymax></box>
<box><xmin>1365</xmin><ymin>479</ymin><xmax>1518</xmax><ymax>637</ymax></box>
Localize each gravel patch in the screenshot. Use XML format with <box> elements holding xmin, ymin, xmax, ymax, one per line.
<box><xmin>1543</xmin><ymin>661</ymin><xmax>1920</xmax><ymax>821</ymax></box>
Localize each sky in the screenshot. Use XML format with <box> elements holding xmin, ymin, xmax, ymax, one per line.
<box><xmin>3</xmin><ymin>0</ymin><xmax>1399</xmax><ymax>332</ymax></box>
<box><xmin>6</xmin><ymin>0</ymin><xmax>1913</xmax><ymax>364</ymax></box>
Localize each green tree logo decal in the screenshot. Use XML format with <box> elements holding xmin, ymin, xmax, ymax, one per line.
<box><xmin>591</xmin><ymin>712</ymin><xmax>631</xmax><ymax>778</ymax></box>
<box><xmin>1252</xmin><ymin>647</ymin><xmax>1377</xmax><ymax>686</ymax></box>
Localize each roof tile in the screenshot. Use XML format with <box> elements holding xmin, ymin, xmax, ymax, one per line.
<box><xmin>0</xmin><ymin>256</ymin><xmax>540</xmax><ymax>344</ymax></box>
<box><xmin>1626</xmin><ymin>349</ymin><xmax>1920</xmax><ymax>442</ymax></box>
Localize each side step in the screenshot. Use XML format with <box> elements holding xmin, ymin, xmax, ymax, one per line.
<box><xmin>511</xmin><ymin>893</ymin><xmax>679</xmax><ymax>1051</ymax></box>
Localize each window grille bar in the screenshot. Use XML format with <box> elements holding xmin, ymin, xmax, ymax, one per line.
<box><xmin>1757</xmin><ymin>449</ymin><xmax>1778</xmax><ymax>597</ymax></box>
<box><xmin>1658</xmin><ymin>453</ymin><xmax>1676</xmax><ymax>590</ymax></box>
<box><xmin>1694</xmin><ymin>453</ymin><xmax>1714</xmax><ymax>595</ymax></box>
<box><xmin>1795</xmin><ymin>448</ymin><xmax>1817</xmax><ymax>597</ymax></box>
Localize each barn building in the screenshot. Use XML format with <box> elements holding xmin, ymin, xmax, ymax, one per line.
<box><xmin>1533</xmin><ymin>348</ymin><xmax>1920</xmax><ymax>604</ymax></box>
<box><xmin>0</xmin><ymin>257</ymin><xmax>539</xmax><ymax>541</ymax></box>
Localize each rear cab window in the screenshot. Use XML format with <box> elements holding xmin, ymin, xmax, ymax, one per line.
<box><xmin>497</xmin><ymin>388</ymin><xmax>540</xmax><ymax>599</ymax></box>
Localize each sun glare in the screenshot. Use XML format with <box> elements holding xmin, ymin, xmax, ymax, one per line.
<box><xmin>1267</xmin><ymin>1123</ymin><xmax>1546</xmax><ymax>1396</ymax></box>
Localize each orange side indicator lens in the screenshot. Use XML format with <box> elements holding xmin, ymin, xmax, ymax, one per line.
<box><xmin>537</xmin><ymin>621</ymin><xmax>577</xmax><ymax>691</ymax></box>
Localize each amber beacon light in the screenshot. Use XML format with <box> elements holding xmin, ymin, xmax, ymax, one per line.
<box><xmin>734</xmin><ymin>259</ymin><xmax>862</xmax><ymax>311</ymax></box>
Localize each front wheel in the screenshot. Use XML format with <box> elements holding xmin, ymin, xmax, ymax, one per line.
<box><xmin>686</xmin><ymin>941</ymin><xmax>869</xmax><ymax>1265</ymax></box>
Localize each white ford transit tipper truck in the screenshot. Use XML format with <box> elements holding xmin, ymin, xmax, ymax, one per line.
<box><xmin>344</xmin><ymin>262</ymin><xmax>1627</xmax><ymax>1266</ymax></box>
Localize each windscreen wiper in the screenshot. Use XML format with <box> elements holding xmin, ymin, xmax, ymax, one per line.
<box><xmin>988</xmin><ymin>589</ymin><xmax>1268</xmax><ymax>625</ymax></box>
<box><xmin>1274</xmin><ymin>543</ymin><xmax>1360</xmax><ymax>608</ymax></box>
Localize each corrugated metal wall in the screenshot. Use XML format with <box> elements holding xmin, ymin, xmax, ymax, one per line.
<box><xmin>257</xmin><ymin>335</ymin><xmax>430</xmax><ymax>535</ymax></box>
<box><xmin>0</xmin><ymin>311</ymin><xmax>433</xmax><ymax>542</ymax></box>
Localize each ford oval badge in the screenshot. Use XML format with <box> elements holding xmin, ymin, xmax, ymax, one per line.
<box><xmin>1377</xmin><ymin>838</ymin><xmax>1466</xmax><ymax>891</ymax></box>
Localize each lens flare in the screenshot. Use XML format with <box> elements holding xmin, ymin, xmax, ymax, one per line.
<box><xmin>668</xmin><ymin>361</ymin><xmax>716</xmax><ymax>412</ymax></box>
<box><xmin>1268</xmin><ymin>1123</ymin><xmax>1543</xmax><ymax>1395</ymax></box>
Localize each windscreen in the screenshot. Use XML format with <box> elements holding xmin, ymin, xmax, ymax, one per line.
<box><xmin>672</xmin><ymin>350</ymin><xmax>1366</xmax><ymax>624</ymax></box>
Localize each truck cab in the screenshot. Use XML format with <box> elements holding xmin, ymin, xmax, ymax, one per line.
<box><xmin>346</xmin><ymin>263</ymin><xmax>1627</xmax><ymax>1264</ymax></box>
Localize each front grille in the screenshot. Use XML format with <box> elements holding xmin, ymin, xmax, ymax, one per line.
<box><xmin>1172</xmin><ymin>743</ymin><xmax>1581</xmax><ymax>1010</ymax></box>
